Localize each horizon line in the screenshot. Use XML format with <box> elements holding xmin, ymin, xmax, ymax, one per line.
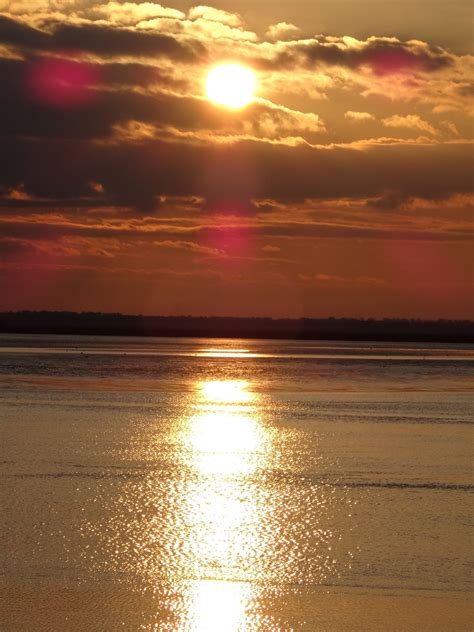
<box><xmin>1</xmin><ymin>310</ymin><xmax>473</xmax><ymax>324</ymax></box>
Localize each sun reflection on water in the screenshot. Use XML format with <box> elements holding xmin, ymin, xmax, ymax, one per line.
<box><xmin>198</xmin><ymin>379</ymin><xmax>253</xmax><ymax>404</ymax></box>
<box><xmin>187</xmin><ymin>410</ymin><xmax>264</xmax><ymax>476</ymax></box>
<box><xmin>186</xmin><ymin>379</ymin><xmax>264</xmax><ymax>475</ymax></box>
<box><xmin>79</xmin><ymin>374</ymin><xmax>353</xmax><ymax>630</ymax></box>
<box><xmin>178</xmin><ymin>379</ymin><xmax>267</xmax><ymax>629</ymax></box>
<box><xmin>186</xmin><ymin>580</ymin><xmax>250</xmax><ymax>632</ymax></box>
<box><xmin>197</xmin><ymin>348</ymin><xmax>260</xmax><ymax>359</ymax></box>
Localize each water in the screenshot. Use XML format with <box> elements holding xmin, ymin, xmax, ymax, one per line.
<box><xmin>1</xmin><ymin>335</ymin><xmax>473</xmax><ymax>631</ymax></box>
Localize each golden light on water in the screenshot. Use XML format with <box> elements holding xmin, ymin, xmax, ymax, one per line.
<box><xmin>91</xmin><ymin>374</ymin><xmax>348</xmax><ymax>629</ymax></box>
<box><xmin>190</xmin><ymin>379</ymin><xmax>262</xmax><ymax>474</ymax></box>
<box><xmin>188</xmin><ymin>580</ymin><xmax>250</xmax><ymax>632</ymax></box>
<box><xmin>205</xmin><ymin>64</ymin><xmax>257</xmax><ymax>109</ymax></box>
<box><xmin>197</xmin><ymin>348</ymin><xmax>254</xmax><ymax>358</ymax></box>
<box><xmin>198</xmin><ymin>379</ymin><xmax>253</xmax><ymax>404</ymax></box>
<box><xmin>181</xmin><ymin>379</ymin><xmax>267</xmax><ymax>629</ymax></box>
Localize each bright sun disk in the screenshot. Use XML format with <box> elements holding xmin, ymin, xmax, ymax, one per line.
<box><xmin>206</xmin><ymin>64</ymin><xmax>256</xmax><ymax>109</ymax></box>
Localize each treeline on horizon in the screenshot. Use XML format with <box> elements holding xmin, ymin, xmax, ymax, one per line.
<box><xmin>0</xmin><ymin>311</ymin><xmax>473</xmax><ymax>342</ymax></box>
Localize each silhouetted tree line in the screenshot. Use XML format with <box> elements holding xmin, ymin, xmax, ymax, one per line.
<box><xmin>0</xmin><ymin>312</ymin><xmax>472</xmax><ymax>342</ymax></box>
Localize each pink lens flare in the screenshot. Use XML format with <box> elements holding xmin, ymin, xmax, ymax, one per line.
<box><xmin>203</xmin><ymin>205</ymin><xmax>256</xmax><ymax>260</ymax></box>
<box><xmin>2</xmin><ymin>227</ymin><xmax>69</xmax><ymax>309</ymax></box>
<box><xmin>385</xmin><ymin>240</ymin><xmax>464</xmax><ymax>302</ymax></box>
<box><xmin>27</xmin><ymin>56</ymin><xmax>100</xmax><ymax>108</ymax></box>
<box><xmin>368</xmin><ymin>51</ymin><xmax>419</xmax><ymax>76</ymax></box>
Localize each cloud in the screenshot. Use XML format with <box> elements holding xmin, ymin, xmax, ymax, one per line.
<box><xmin>99</xmin><ymin>61</ymin><xmax>186</xmax><ymax>89</ymax></box>
<box><xmin>382</xmin><ymin>114</ymin><xmax>438</xmax><ymax>136</ymax></box>
<box><xmin>0</xmin><ymin>14</ymin><xmax>205</xmax><ymax>62</ymax></box>
<box><xmin>2</xmin><ymin>131</ymin><xmax>472</xmax><ymax>214</ymax></box>
<box><xmin>0</xmin><ymin>13</ymin><xmax>455</xmax><ymax>79</ymax></box>
<box><xmin>81</xmin><ymin>2</ymin><xmax>185</xmax><ymax>25</ymax></box>
<box><xmin>245</xmin><ymin>99</ymin><xmax>325</xmax><ymax>136</ymax></box>
<box><xmin>154</xmin><ymin>239</ymin><xmax>222</xmax><ymax>256</ymax></box>
<box><xmin>345</xmin><ymin>111</ymin><xmax>375</xmax><ymax>122</ymax></box>
<box><xmin>0</xmin><ymin>13</ymin><xmax>48</xmax><ymax>49</ymax></box>
<box><xmin>0</xmin><ymin>0</ymin><xmax>77</xmax><ymax>12</ymax></box>
<box><xmin>184</xmin><ymin>16</ymin><xmax>257</xmax><ymax>41</ymax></box>
<box><xmin>366</xmin><ymin>191</ymin><xmax>409</xmax><ymax>210</ymax></box>
<box><xmin>252</xmin><ymin>35</ymin><xmax>453</xmax><ymax>74</ymax></box>
<box><xmin>2</xmin><ymin>208</ymin><xmax>471</xmax><ymax>249</ymax></box>
<box><xmin>440</xmin><ymin>120</ymin><xmax>460</xmax><ymax>137</ymax></box>
<box><xmin>266</xmin><ymin>22</ymin><xmax>301</xmax><ymax>41</ymax></box>
<box><xmin>188</xmin><ymin>5</ymin><xmax>242</xmax><ymax>28</ymax></box>
<box><xmin>77</xmin><ymin>3</ymin><xmax>258</xmax><ymax>42</ymax></box>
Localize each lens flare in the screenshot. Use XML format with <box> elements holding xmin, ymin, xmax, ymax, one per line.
<box><xmin>27</xmin><ymin>57</ymin><xmax>98</xmax><ymax>108</ymax></box>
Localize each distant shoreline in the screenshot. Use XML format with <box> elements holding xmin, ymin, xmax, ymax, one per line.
<box><xmin>0</xmin><ymin>312</ymin><xmax>473</xmax><ymax>343</ymax></box>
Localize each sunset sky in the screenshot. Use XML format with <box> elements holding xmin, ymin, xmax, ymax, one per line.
<box><xmin>0</xmin><ymin>0</ymin><xmax>472</xmax><ymax>318</ymax></box>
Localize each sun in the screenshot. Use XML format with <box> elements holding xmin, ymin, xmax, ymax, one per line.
<box><xmin>205</xmin><ymin>64</ymin><xmax>257</xmax><ymax>109</ymax></box>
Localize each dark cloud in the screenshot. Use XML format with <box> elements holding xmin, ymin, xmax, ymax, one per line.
<box><xmin>100</xmin><ymin>62</ymin><xmax>185</xmax><ymax>89</ymax></box>
<box><xmin>0</xmin><ymin>56</ymin><xmax>199</xmax><ymax>141</ymax></box>
<box><xmin>252</xmin><ymin>36</ymin><xmax>452</xmax><ymax>73</ymax></box>
<box><xmin>0</xmin><ymin>196</ymin><xmax>108</xmax><ymax>208</ymax></box>
<box><xmin>0</xmin><ymin>237</ymin><xmax>38</xmax><ymax>256</ymax></box>
<box><xmin>0</xmin><ymin>14</ymin><xmax>48</xmax><ymax>49</ymax></box>
<box><xmin>1</xmin><ymin>133</ymin><xmax>472</xmax><ymax>213</ymax></box>
<box><xmin>366</xmin><ymin>191</ymin><xmax>410</xmax><ymax>210</ymax></box>
<box><xmin>49</xmin><ymin>22</ymin><xmax>205</xmax><ymax>62</ymax></box>
<box><xmin>457</xmin><ymin>81</ymin><xmax>474</xmax><ymax>97</ymax></box>
<box><xmin>0</xmin><ymin>15</ymin><xmax>206</xmax><ymax>62</ymax></box>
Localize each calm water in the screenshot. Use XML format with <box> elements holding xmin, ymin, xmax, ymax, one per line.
<box><xmin>1</xmin><ymin>335</ymin><xmax>473</xmax><ymax>631</ymax></box>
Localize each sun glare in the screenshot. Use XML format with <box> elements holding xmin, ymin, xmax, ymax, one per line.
<box><xmin>205</xmin><ymin>64</ymin><xmax>256</xmax><ymax>109</ymax></box>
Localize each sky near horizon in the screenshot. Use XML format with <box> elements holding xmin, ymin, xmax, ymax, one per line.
<box><xmin>0</xmin><ymin>1</ymin><xmax>472</xmax><ymax>318</ymax></box>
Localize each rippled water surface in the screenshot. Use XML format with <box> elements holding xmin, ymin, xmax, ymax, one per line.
<box><xmin>1</xmin><ymin>335</ymin><xmax>473</xmax><ymax>631</ymax></box>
